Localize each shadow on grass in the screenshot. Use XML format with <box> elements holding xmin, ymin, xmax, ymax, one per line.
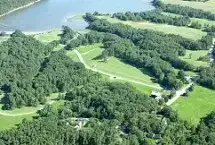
<box><xmin>92</xmin><ymin>54</ymin><xmax>103</xmax><ymax>61</ymax></box>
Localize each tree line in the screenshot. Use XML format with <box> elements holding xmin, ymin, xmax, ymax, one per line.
<box><xmin>153</xmin><ymin>0</ymin><xmax>215</xmax><ymax>21</ymax></box>
<box><xmin>59</xmin><ymin>25</ymin><xmax>76</xmax><ymax>44</ymax></box>
<box><xmin>198</xmin><ymin>66</ymin><xmax>215</xmax><ymax>89</ymax></box>
<box><xmin>112</xmin><ymin>10</ymin><xmax>190</xmax><ymax>27</ymax></box>
<box><xmin>108</xmin><ymin>0</ymin><xmax>215</xmax><ymax>31</ymax></box>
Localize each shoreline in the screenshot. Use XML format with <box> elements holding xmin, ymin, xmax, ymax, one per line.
<box><xmin>3</xmin><ymin>30</ymin><xmax>61</xmax><ymax>35</ymax></box>
<box><xmin>0</xmin><ymin>0</ymin><xmax>41</xmax><ymax>18</ymax></box>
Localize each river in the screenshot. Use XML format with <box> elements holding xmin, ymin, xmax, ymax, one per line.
<box><xmin>0</xmin><ymin>0</ymin><xmax>154</xmax><ymax>32</ymax></box>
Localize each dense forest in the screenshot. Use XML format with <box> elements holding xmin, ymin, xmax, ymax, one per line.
<box><xmin>0</xmin><ymin>0</ymin><xmax>38</xmax><ymax>15</ymax></box>
<box><xmin>153</xmin><ymin>0</ymin><xmax>215</xmax><ymax>21</ymax></box>
<box><xmin>198</xmin><ymin>65</ymin><xmax>215</xmax><ymax>89</ymax></box>
<box><xmin>0</xmin><ymin>30</ymin><xmax>99</xmax><ymax>109</ymax></box>
<box><xmin>1</xmin><ymin>80</ymin><xmax>215</xmax><ymax>144</ymax></box>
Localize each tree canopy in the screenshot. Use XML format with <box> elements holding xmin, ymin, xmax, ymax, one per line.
<box><xmin>0</xmin><ymin>31</ymin><xmax>99</xmax><ymax>109</ymax></box>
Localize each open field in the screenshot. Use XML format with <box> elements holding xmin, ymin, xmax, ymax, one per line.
<box><xmin>0</xmin><ymin>36</ymin><xmax>9</xmax><ymax>43</ymax></box>
<box><xmin>171</xmin><ymin>85</ymin><xmax>215</xmax><ymax>125</ymax></box>
<box><xmin>117</xmin><ymin>80</ymin><xmax>159</xmax><ymax>95</ymax></box>
<box><xmin>66</xmin><ymin>50</ymin><xmax>81</xmax><ymax>62</ymax></box>
<box><xmin>191</xmin><ymin>17</ymin><xmax>215</xmax><ymax>26</ymax></box>
<box><xmin>0</xmin><ymin>93</ymin><xmax>59</xmax><ymax>115</ymax></box>
<box><xmin>0</xmin><ymin>114</ymin><xmax>36</xmax><ymax>131</ymax></box>
<box><xmin>0</xmin><ymin>93</ymin><xmax>60</xmax><ymax>131</ymax></box>
<box><xmin>0</xmin><ymin>99</ymin><xmax>65</xmax><ymax>131</ymax></box>
<box><xmin>76</xmin><ymin>43</ymin><xmax>161</xmax><ymax>89</ymax></box>
<box><xmin>179</xmin><ymin>50</ymin><xmax>209</xmax><ymax>67</ymax></box>
<box><xmin>163</xmin><ymin>0</ymin><xmax>215</xmax><ymax>13</ymax></box>
<box><xmin>34</xmin><ymin>30</ymin><xmax>61</xmax><ymax>42</ymax></box>
<box><xmin>53</xmin><ymin>44</ymin><xmax>64</xmax><ymax>51</ymax></box>
<box><xmin>67</xmin><ymin>48</ymin><xmax>157</xmax><ymax>95</ymax></box>
<box><xmin>97</xmin><ymin>16</ymin><xmax>206</xmax><ymax>40</ymax></box>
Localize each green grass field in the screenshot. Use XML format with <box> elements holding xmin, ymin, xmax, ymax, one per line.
<box><xmin>77</xmin><ymin>43</ymin><xmax>161</xmax><ymax>89</ymax></box>
<box><xmin>163</xmin><ymin>0</ymin><xmax>215</xmax><ymax>13</ymax></box>
<box><xmin>126</xmin><ymin>81</ymin><xmax>158</xmax><ymax>95</ymax></box>
<box><xmin>66</xmin><ymin>44</ymin><xmax>161</xmax><ymax>95</ymax></box>
<box><xmin>171</xmin><ymin>85</ymin><xmax>215</xmax><ymax>125</ymax></box>
<box><xmin>179</xmin><ymin>50</ymin><xmax>209</xmax><ymax>67</ymax></box>
<box><xmin>34</xmin><ymin>30</ymin><xmax>61</xmax><ymax>42</ymax></box>
<box><xmin>0</xmin><ymin>114</ymin><xmax>36</xmax><ymax>131</ymax></box>
<box><xmin>66</xmin><ymin>50</ymin><xmax>80</xmax><ymax>62</ymax></box>
<box><xmin>0</xmin><ymin>99</ymin><xmax>65</xmax><ymax>131</ymax></box>
<box><xmin>0</xmin><ymin>93</ymin><xmax>60</xmax><ymax>131</ymax></box>
<box><xmin>53</xmin><ymin>44</ymin><xmax>64</xmax><ymax>51</ymax></box>
<box><xmin>97</xmin><ymin>16</ymin><xmax>206</xmax><ymax>40</ymax></box>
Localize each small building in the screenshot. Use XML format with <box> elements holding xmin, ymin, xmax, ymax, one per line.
<box><xmin>151</xmin><ymin>91</ymin><xmax>162</xmax><ymax>100</ymax></box>
<box><xmin>74</xmin><ymin>118</ymin><xmax>89</xmax><ymax>130</ymax></box>
<box><xmin>185</xmin><ymin>75</ymin><xmax>192</xmax><ymax>83</ymax></box>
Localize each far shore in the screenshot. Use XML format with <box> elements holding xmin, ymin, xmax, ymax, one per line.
<box><xmin>0</xmin><ymin>0</ymin><xmax>41</xmax><ymax>18</ymax></box>
<box><xmin>2</xmin><ymin>30</ymin><xmax>61</xmax><ymax>35</ymax></box>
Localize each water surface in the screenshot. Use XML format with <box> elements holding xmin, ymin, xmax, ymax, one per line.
<box><xmin>0</xmin><ymin>0</ymin><xmax>154</xmax><ymax>32</ymax></box>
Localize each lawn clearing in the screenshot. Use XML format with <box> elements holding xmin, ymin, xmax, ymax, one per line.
<box><xmin>0</xmin><ymin>114</ymin><xmax>36</xmax><ymax>131</ymax></box>
<box><xmin>52</xmin><ymin>100</ymin><xmax>65</xmax><ymax>111</ymax></box>
<box><xmin>97</xmin><ymin>16</ymin><xmax>206</xmax><ymax>40</ymax></box>
<box><xmin>77</xmin><ymin>43</ymin><xmax>102</xmax><ymax>54</ymax></box>
<box><xmin>179</xmin><ymin>50</ymin><xmax>209</xmax><ymax>67</ymax></box>
<box><xmin>0</xmin><ymin>93</ymin><xmax>58</xmax><ymax>115</ymax></box>
<box><xmin>34</xmin><ymin>30</ymin><xmax>61</xmax><ymax>42</ymax></box>
<box><xmin>0</xmin><ymin>93</ymin><xmax>59</xmax><ymax>131</ymax></box>
<box><xmin>163</xmin><ymin>0</ymin><xmax>215</xmax><ymax>13</ymax></box>
<box><xmin>77</xmin><ymin>44</ymin><xmax>161</xmax><ymax>88</ymax></box>
<box><xmin>171</xmin><ymin>85</ymin><xmax>215</xmax><ymax>125</ymax></box>
<box><xmin>66</xmin><ymin>50</ymin><xmax>80</xmax><ymax>62</ymax></box>
<box><xmin>120</xmin><ymin>80</ymin><xmax>158</xmax><ymax>95</ymax></box>
<box><xmin>53</xmin><ymin>44</ymin><xmax>64</xmax><ymax>51</ymax></box>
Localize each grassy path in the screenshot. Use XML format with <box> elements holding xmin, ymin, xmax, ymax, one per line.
<box><xmin>166</xmin><ymin>83</ymin><xmax>193</xmax><ymax>106</ymax></box>
<box><xmin>0</xmin><ymin>100</ymin><xmax>56</xmax><ymax>117</ymax></box>
<box><xmin>74</xmin><ymin>49</ymin><xmax>162</xmax><ymax>90</ymax></box>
